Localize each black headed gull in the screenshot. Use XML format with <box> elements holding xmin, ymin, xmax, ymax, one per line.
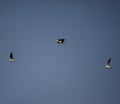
<box><xmin>105</xmin><ymin>58</ymin><xmax>112</xmax><ymax>69</ymax></box>
<box><xmin>9</xmin><ymin>52</ymin><xmax>16</xmax><ymax>62</ymax></box>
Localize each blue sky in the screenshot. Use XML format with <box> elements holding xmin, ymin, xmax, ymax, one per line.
<box><xmin>0</xmin><ymin>0</ymin><xmax>120</xmax><ymax>104</ymax></box>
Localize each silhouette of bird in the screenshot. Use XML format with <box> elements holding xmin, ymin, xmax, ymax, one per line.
<box><xmin>9</xmin><ymin>52</ymin><xmax>16</xmax><ymax>62</ymax></box>
<box><xmin>56</xmin><ymin>38</ymin><xmax>66</xmax><ymax>44</ymax></box>
<box><xmin>105</xmin><ymin>57</ymin><xmax>112</xmax><ymax>69</ymax></box>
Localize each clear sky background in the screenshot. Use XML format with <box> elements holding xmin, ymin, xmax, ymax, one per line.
<box><xmin>0</xmin><ymin>0</ymin><xmax>120</xmax><ymax>104</ymax></box>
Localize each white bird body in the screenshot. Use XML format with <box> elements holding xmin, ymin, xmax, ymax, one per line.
<box><xmin>104</xmin><ymin>65</ymin><xmax>112</xmax><ymax>69</ymax></box>
<box><xmin>9</xmin><ymin>58</ymin><xmax>16</xmax><ymax>62</ymax></box>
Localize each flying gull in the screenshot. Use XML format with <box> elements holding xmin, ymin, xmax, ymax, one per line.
<box><xmin>105</xmin><ymin>57</ymin><xmax>112</xmax><ymax>69</ymax></box>
<box><xmin>9</xmin><ymin>52</ymin><xmax>16</xmax><ymax>62</ymax></box>
<box><xmin>56</xmin><ymin>38</ymin><xmax>66</xmax><ymax>44</ymax></box>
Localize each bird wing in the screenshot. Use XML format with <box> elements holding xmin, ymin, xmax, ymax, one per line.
<box><xmin>107</xmin><ymin>58</ymin><xmax>111</xmax><ymax>65</ymax></box>
<box><xmin>10</xmin><ymin>53</ymin><xmax>13</xmax><ymax>59</ymax></box>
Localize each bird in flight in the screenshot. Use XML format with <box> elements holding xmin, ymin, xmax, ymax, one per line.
<box><xmin>9</xmin><ymin>52</ymin><xmax>16</xmax><ymax>62</ymax></box>
<box><xmin>105</xmin><ymin>57</ymin><xmax>112</xmax><ymax>69</ymax></box>
<box><xmin>56</xmin><ymin>38</ymin><xmax>66</xmax><ymax>44</ymax></box>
